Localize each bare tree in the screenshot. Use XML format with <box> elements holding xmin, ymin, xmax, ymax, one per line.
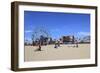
<box><xmin>32</xmin><ymin>25</ymin><xmax>51</xmax><ymax>51</ymax></box>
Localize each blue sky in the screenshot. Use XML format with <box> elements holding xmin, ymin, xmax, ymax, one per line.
<box><xmin>24</xmin><ymin>11</ymin><xmax>90</xmax><ymax>42</ymax></box>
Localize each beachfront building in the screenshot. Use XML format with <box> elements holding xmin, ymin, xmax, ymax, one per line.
<box><xmin>61</xmin><ymin>36</ymin><xmax>75</xmax><ymax>44</ymax></box>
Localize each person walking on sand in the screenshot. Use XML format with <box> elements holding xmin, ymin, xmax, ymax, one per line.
<box><xmin>58</xmin><ymin>40</ymin><xmax>60</xmax><ymax>47</ymax></box>
<box><xmin>37</xmin><ymin>40</ymin><xmax>42</xmax><ymax>51</ymax></box>
<box><xmin>54</xmin><ymin>40</ymin><xmax>58</xmax><ymax>48</ymax></box>
<box><xmin>75</xmin><ymin>40</ymin><xmax>78</xmax><ymax>48</ymax></box>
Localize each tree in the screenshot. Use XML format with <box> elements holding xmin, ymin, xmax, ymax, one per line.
<box><xmin>32</xmin><ymin>25</ymin><xmax>51</xmax><ymax>51</ymax></box>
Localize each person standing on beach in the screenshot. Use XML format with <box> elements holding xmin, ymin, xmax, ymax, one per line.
<box><xmin>38</xmin><ymin>40</ymin><xmax>42</xmax><ymax>51</ymax></box>
<box><xmin>75</xmin><ymin>40</ymin><xmax>78</xmax><ymax>48</ymax></box>
<box><xmin>58</xmin><ymin>40</ymin><xmax>60</xmax><ymax>47</ymax></box>
<box><xmin>54</xmin><ymin>40</ymin><xmax>58</xmax><ymax>48</ymax></box>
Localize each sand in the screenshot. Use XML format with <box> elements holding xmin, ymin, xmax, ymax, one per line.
<box><xmin>24</xmin><ymin>44</ymin><xmax>90</xmax><ymax>62</ymax></box>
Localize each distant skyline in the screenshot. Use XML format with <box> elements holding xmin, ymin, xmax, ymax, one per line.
<box><xmin>24</xmin><ymin>11</ymin><xmax>90</xmax><ymax>42</ymax></box>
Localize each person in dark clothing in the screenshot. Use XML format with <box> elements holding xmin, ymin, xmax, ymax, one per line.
<box><xmin>37</xmin><ymin>40</ymin><xmax>42</xmax><ymax>51</ymax></box>
<box><xmin>54</xmin><ymin>40</ymin><xmax>58</xmax><ymax>48</ymax></box>
<box><xmin>75</xmin><ymin>40</ymin><xmax>78</xmax><ymax>48</ymax></box>
<box><xmin>58</xmin><ymin>40</ymin><xmax>60</xmax><ymax>47</ymax></box>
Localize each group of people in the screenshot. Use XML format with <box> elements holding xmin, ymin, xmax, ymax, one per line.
<box><xmin>36</xmin><ymin>39</ymin><xmax>78</xmax><ymax>51</ymax></box>
<box><xmin>54</xmin><ymin>40</ymin><xmax>60</xmax><ymax>48</ymax></box>
<box><xmin>54</xmin><ymin>39</ymin><xmax>78</xmax><ymax>48</ymax></box>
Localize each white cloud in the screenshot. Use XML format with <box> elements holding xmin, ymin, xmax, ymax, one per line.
<box><xmin>77</xmin><ymin>32</ymin><xmax>90</xmax><ymax>36</ymax></box>
<box><xmin>25</xmin><ymin>30</ymin><xmax>32</xmax><ymax>33</ymax></box>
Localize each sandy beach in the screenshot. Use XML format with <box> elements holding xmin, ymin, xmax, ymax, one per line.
<box><xmin>24</xmin><ymin>44</ymin><xmax>90</xmax><ymax>62</ymax></box>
